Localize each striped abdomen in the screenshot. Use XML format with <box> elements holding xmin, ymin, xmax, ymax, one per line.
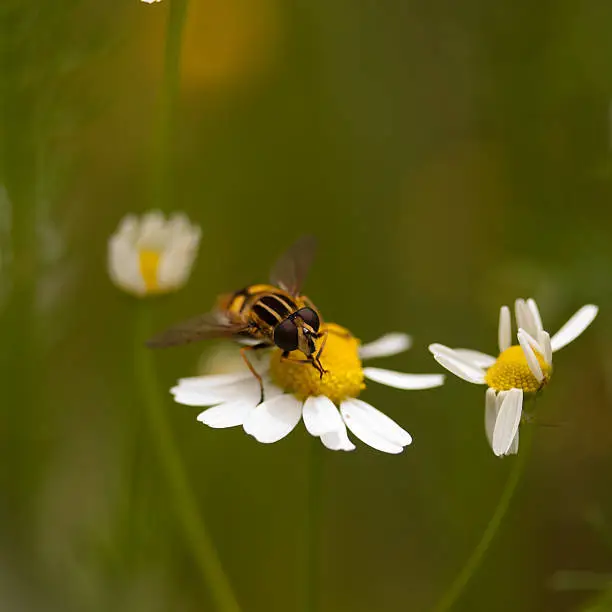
<box><xmin>226</xmin><ymin>284</ymin><xmax>299</xmax><ymax>330</ymax></box>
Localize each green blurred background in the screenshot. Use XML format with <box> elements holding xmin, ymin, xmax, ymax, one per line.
<box><xmin>2</xmin><ymin>0</ymin><xmax>612</xmax><ymax>610</ymax></box>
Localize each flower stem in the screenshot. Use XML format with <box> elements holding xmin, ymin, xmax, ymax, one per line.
<box><xmin>305</xmin><ymin>436</ymin><xmax>323</xmax><ymax>612</ymax></box>
<box><xmin>433</xmin><ymin>430</ymin><xmax>533</xmax><ymax>612</ymax></box>
<box><xmin>151</xmin><ymin>0</ymin><xmax>189</xmax><ymax>211</ymax></box>
<box><xmin>134</xmin><ymin>308</ymin><xmax>241</xmax><ymax>612</ymax></box>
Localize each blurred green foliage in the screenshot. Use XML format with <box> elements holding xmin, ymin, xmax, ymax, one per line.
<box><xmin>1</xmin><ymin>0</ymin><xmax>612</xmax><ymax>611</ymax></box>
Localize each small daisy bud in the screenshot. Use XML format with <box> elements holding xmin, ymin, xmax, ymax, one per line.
<box><xmin>108</xmin><ymin>211</ymin><xmax>201</xmax><ymax>298</ymax></box>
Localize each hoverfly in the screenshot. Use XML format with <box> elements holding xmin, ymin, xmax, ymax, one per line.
<box><xmin>146</xmin><ymin>235</ymin><xmax>327</xmax><ymax>400</ymax></box>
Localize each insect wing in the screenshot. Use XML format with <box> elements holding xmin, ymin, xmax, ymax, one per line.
<box><xmin>146</xmin><ymin>312</ymin><xmax>248</xmax><ymax>348</ymax></box>
<box><xmin>269</xmin><ymin>234</ymin><xmax>317</xmax><ymax>296</ymax></box>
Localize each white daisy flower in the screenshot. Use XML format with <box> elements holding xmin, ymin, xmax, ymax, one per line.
<box><xmin>429</xmin><ymin>299</ymin><xmax>598</xmax><ymax>457</ymax></box>
<box><xmin>172</xmin><ymin>324</ymin><xmax>444</xmax><ymax>454</ymax></box>
<box><xmin>141</xmin><ymin>0</ymin><xmax>162</xmax><ymax>4</ymax></box>
<box><xmin>108</xmin><ymin>211</ymin><xmax>201</xmax><ymax>297</ymax></box>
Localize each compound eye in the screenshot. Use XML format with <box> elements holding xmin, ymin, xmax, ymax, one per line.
<box><xmin>274</xmin><ymin>319</ymin><xmax>299</xmax><ymax>352</ymax></box>
<box><xmin>296</xmin><ymin>307</ymin><xmax>320</xmax><ymax>332</ymax></box>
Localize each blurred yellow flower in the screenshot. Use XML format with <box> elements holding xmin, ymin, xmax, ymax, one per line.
<box><xmin>430</xmin><ymin>299</ymin><xmax>598</xmax><ymax>457</ymax></box>
<box><xmin>108</xmin><ymin>211</ymin><xmax>200</xmax><ymax>297</ymax></box>
<box><xmin>180</xmin><ymin>0</ymin><xmax>280</xmax><ymax>93</ymax></box>
<box><xmin>173</xmin><ymin>325</ymin><xmax>444</xmax><ymax>453</ymax></box>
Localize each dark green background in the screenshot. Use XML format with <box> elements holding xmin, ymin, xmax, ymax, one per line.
<box><xmin>2</xmin><ymin>1</ymin><xmax>612</xmax><ymax>610</ymax></box>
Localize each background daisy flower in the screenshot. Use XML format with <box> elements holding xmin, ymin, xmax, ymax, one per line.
<box><xmin>429</xmin><ymin>299</ymin><xmax>598</xmax><ymax>457</ymax></box>
<box><xmin>108</xmin><ymin>211</ymin><xmax>201</xmax><ymax>297</ymax></box>
<box><xmin>173</xmin><ymin>324</ymin><xmax>444</xmax><ymax>454</ymax></box>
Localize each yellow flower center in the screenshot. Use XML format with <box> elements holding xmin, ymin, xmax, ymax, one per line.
<box><xmin>138</xmin><ymin>250</ymin><xmax>162</xmax><ymax>293</ymax></box>
<box><xmin>269</xmin><ymin>322</ymin><xmax>365</xmax><ymax>404</ymax></box>
<box><xmin>484</xmin><ymin>345</ymin><xmax>552</xmax><ymax>393</ymax></box>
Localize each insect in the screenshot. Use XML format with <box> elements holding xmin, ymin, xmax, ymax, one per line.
<box><xmin>146</xmin><ymin>235</ymin><xmax>328</xmax><ymax>400</ymax></box>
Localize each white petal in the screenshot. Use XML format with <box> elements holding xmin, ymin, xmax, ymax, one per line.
<box><xmin>507</xmin><ymin>429</ymin><xmax>519</xmax><ymax>455</ymax></box>
<box><xmin>108</xmin><ymin>236</ymin><xmax>145</xmax><ymax>295</ymax></box>
<box><xmin>359</xmin><ymin>333</ymin><xmax>412</xmax><ymax>360</ymax></box>
<box><xmin>492</xmin><ymin>389</ymin><xmax>523</xmax><ymax>456</ymax></box>
<box><xmin>137</xmin><ymin>210</ymin><xmax>167</xmax><ymax>248</ymax></box>
<box><xmin>243</xmin><ymin>394</ymin><xmax>303</xmax><ymax>443</ymax></box>
<box><xmin>514</xmin><ymin>299</ymin><xmax>527</xmax><ymax>333</ymax></box>
<box><xmin>172</xmin><ymin>376</ymin><xmax>276</xmax><ymax>407</ymax></box>
<box><xmin>429</xmin><ymin>344</ymin><xmax>487</xmax><ymax>374</ymax></box>
<box><xmin>550</xmin><ymin>305</ymin><xmax>599</xmax><ymax>352</ymax></box>
<box><xmin>526</xmin><ymin>299</ymin><xmax>543</xmax><ymax>332</ymax></box>
<box><xmin>485</xmin><ymin>388</ymin><xmax>498</xmax><ymax>446</ymax></box>
<box><xmin>517</xmin><ymin>327</ymin><xmax>544</xmax><ymax>356</ymax></box>
<box><xmin>429</xmin><ymin>345</ymin><xmax>486</xmax><ymax>384</ymax></box>
<box><xmin>172</xmin><ymin>386</ymin><xmax>228</xmax><ymax>407</ymax></box>
<box><xmin>320</xmin><ymin>425</ymin><xmax>356</xmax><ymax>451</ymax></box>
<box><xmin>302</xmin><ymin>396</ymin><xmax>342</xmax><ymax>436</ymax></box>
<box><xmin>340</xmin><ymin>399</ymin><xmax>411</xmax><ymax>454</ymax></box>
<box><xmin>453</xmin><ymin>349</ymin><xmax>496</xmax><ymax>368</ymax></box>
<box><xmin>197</xmin><ymin>399</ymin><xmax>255</xmax><ymax>428</ymax></box>
<box><xmin>515</xmin><ymin>299</ymin><xmax>538</xmax><ymax>338</ymax></box>
<box><xmin>167</xmin><ymin>212</ymin><xmax>193</xmax><ymax>241</ymax></box>
<box><xmin>172</xmin><ymin>377</ymin><xmax>254</xmax><ymax>406</ymax></box>
<box><xmin>538</xmin><ymin>330</ymin><xmax>552</xmax><ymax>366</ymax></box>
<box><xmin>115</xmin><ymin>214</ymin><xmax>139</xmax><ymax>241</ymax></box>
<box><xmin>517</xmin><ymin>330</ymin><xmax>544</xmax><ymax>382</ymax></box>
<box><xmin>499</xmin><ymin>305</ymin><xmax>511</xmax><ymax>352</ymax></box>
<box><xmin>178</xmin><ymin>372</ymin><xmax>253</xmax><ymax>389</ymax></box>
<box><xmin>157</xmin><ymin>249</ymin><xmax>193</xmax><ymax>290</ymax></box>
<box><xmin>363</xmin><ymin>367</ymin><xmax>444</xmax><ymax>390</ymax></box>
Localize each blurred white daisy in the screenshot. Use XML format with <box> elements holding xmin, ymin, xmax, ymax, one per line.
<box><xmin>429</xmin><ymin>299</ymin><xmax>598</xmax><ymax>457</ymax></box>
<box><xmin>108</xmin><ymin>211</ymin><xmax>200</xmax><ymax>297</ymax></box>
<box><xmin>173</xmin><ymin>324</ymin><xmax>444</xmax><ymax>454</ymax></box>
<box><xmin>141</xmin><ymin>0</ymin><xmax>162</xmax><ymax>4</ymax></box>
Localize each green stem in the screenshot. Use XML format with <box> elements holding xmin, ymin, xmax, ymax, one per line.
<box><xmin>135</xmin><ymin>2</ymin><xmax>241</xmax><ymax>608</ymax></box>
<box><xmin>134</xmin><ymin>308</ymin><xmax>241</xmax><ymax>612</ymax></box>
<box><xmin>433</xmin><ymin>430</ymin><xmax>533</xmax><ymax>612</ymax></box>
<box><xmin>151</xmin><ymin>0</ymin><xmax>189</xmax><ymax>211</ymax></box>
<box><xmin>305</xmin><ymin>436</ymin><xmax>323</xmax><ymax>612</ymax></box>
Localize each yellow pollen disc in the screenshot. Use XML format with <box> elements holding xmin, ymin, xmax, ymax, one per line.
<box><xmin>138</xmin><ymin>250</ymin><xmax>162</xmax><ymax>294</ymax></box>
<box><xmin>269</xmin><ymin>322</ymin><xmax>365</xmax><ymax>404</ymax></box>
<box><xmin>485</xmin><ymin>345</ymin><xmax>552</xmax><ymax>393</ymax></box>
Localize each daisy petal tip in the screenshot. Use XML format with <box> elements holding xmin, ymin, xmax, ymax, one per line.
<box><xmin>498</xmin><ymin>305</ymin><xmax>512</xmax><ymax>352</ymax></box>
<box><xmin>491</xmin><ymin>389</ymin><xmax>523</xmax><ymax>456</ymax></box>
<box><xmin>432</xmin><ymin>353</ymin><xmax>486</xmax><ymax>385</ymax></box>
<box><xmin>431</xmin><ymin>374</ymin><xmax>445</xmax><ymax>388</ymax></box>
<box><xmin>359</xmin><ymin>332</ymin><xmax>413</xmax><ymax>360</ymax></box>
<box><xmin>340</xmin><ymin>399</ymin><xmax>410</xmax><ymax>454</ymax></box>
<box><xmin>362</xmin><ymin>367</ymin><xmax>445</xmax><ymax>390</ymax></box>
<box><xmin>517</xmin><ymin>331</ymin><xmax>544</xmax><ymax>382</ymax></box>
<box><xmin>550</xmin><ymin>304</ymin><xmax>600</xmax><ymax>352</ymax></box>
<box><xmin>242</xmin><ymin>395</ymin><xmax>302</xmax><ymax>444</ymax></box>
<box><xmin>428</xmin><ymin>343</ymin><xmax>447</xmax><ymax>355</ymax></box>
<box><xmin>320</xmin><ymin>428</ymin><xmax>356</xmax><ymax>452</ymax></box>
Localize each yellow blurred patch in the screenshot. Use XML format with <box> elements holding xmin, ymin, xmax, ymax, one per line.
<box><xmin>181</xmin><ymin>0</ymin><xmax>281</xmax><ymax>93</ymax></box>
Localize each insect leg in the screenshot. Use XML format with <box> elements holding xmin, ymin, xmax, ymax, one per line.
<box><xmin>313</xmin><ymin>328</ymin><xmax>328</xmax><ymax>378</ymax></box>
<box><xmin>240</xmin><ymin>343</ymin><xmax>269</xmax><ymax>404</ymax></box>
<box><xmin>279</xmin><ymin>342</ymin><xmax>328</xmax><ymax>379</ymax></box>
